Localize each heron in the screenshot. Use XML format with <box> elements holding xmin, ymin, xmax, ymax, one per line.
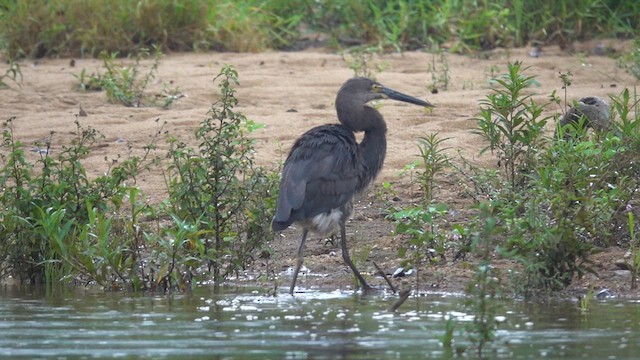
<box><xmin>557</xmin><ymin>96</ymin><xmax>611</xmax><ymax>138</ymax></box>
<box><xmin>272</xmin><ymin>77</ymin><xmax>433</xmax><ymax>294</ymax></box>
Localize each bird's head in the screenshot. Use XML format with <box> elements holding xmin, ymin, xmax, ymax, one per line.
<box><xmin>338</xmin><ymin>77</ymin><xmax>433</xmax><ymax>107</ymax></box>
<box><xmin>336</xmin><ymin>77</ymin><xmax>433</xmax><ymax>131</ymax></box>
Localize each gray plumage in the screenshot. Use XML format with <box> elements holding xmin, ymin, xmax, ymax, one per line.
<box><xmin>272</xmin><ymin>77</ymin><xmax>433</xmax><ymax>294</ymax></box>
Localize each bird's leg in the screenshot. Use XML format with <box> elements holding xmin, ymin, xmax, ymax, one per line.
<box><xmin>290</xmin><ymin>229</ymin><xmax>308</xmax><ymax>295</ymax></box>
<box><xmin>339</xmin><ymin>223</ymin><xmax>372</xmax><ymax>291</ymax></box>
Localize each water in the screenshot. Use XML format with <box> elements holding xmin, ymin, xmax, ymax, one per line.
<box><xmin>1</xmin><ymin>286</ymin><xmax>639</xmax><ymax>359</ymax></box>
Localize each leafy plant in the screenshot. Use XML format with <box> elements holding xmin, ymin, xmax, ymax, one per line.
<box><xmin>341</xmin><ymin>47</ymin><xmax>387</xmax><ymax>79</ymax></box>
<box><xmin>392</xmin><ymin>203</ymin><xmax>447</xmax><ymax>289</ymax></box>
<box><xmin>415</xmin><ymin>133</ymin><xmax>450</xmax><ymax>206</ymax></box>
<box><xmin>0</xmin><ymin>116</ymin><xmax>157</xmax><ymax>286</ymax></box>
<box><xmin>557</xmin><ymin>70</ymin><xmax>573</xmax><ymax>113</ymax></box>
<box><xmin>580</xmin><ymin>285</ymin><xmax>595</xmax><ymax>315</ymax></box>
<box><xmin>0</xmin><ymin>58</ymin><xmax>22</xmax><ymax>89</ymax></box>
<box><xmin>617</xmin><ymin>36</ymin><xmax>640</xmax><ymax>80</ymax></box>
<box><xmin>441</xmin><ymin>317</ymin><xmax>456</xmax><ymax>352</ymax></box>
<box><xmin>626</xmin><ymin>209</ymin><xmax>640</xmax><ymax>290</ymax></box>
<box><xmin>375</xmin><ymin>180</ymin><xmax>401</xmax><ymax>214</ymax></box>
<box><xmin>426</xmin><ymin>51</ymin><xmax>450</xmax><ymax>92</ymax></box>
<box><xmin>99</xmin><ymin>46</ymin><xmax>180</xmax><ymax>108</ymax></box>
<box><xmin>499</xmin><ymin>90</ymin><xmax>639</xmax><ymax>295</ymax></box>
<box><xmin>474</xmin><ymin>61</ymin><xmax>549</xmax><ymax>194</ymax></box>
<box><xmin>463</xmin><ymin>202</ymin><xmax>502</xmax><ymax>358</ymax></box>
<box><xmin>466</xmin><ymin>64</ymin><xmax>640</xmax><ymax>297</ymax></box>
<box><xmin>163</xmin><ymin>65</ymin><xmax>277</xmax><ymax>285</ymax></box>
<box><xmin>72</xmin><ymin>68</ymin><xmax>103</xmax><ymax>92</ymax></box>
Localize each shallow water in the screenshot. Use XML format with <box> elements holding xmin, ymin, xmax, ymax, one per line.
<box><xmin>1</xmin><ymin>286</ymin><xmax>638</xmax><ymax>359</ymax></box>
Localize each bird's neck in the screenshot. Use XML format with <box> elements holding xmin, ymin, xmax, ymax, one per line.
<box><xmin>337</xmin><ymin>105</ymin><xmax>388</xmax><ymax>187</ymax></box>
<box><xmin>358</xmin><ymin>120</ymin><xmax>387</xmax><ymax>186</ymax></box>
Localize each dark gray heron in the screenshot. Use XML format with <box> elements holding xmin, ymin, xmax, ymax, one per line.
<box><xmin>272</xmin><ymin>77</ymin><xmax>433</xmax><ymax>294</ymax></box>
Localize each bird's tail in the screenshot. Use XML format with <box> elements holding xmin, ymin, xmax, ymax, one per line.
<box><xmin>271</xmin><ymin>219</ymin><xmax>291</xmax><ymax>232</ymax></box>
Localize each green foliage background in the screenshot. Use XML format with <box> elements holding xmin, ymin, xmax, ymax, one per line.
<box><xmin>1</xmin><ymin>0</ymin><xmax>638</xmax><ymax>58</ymax></box>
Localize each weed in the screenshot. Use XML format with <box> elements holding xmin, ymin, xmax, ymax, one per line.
<box><xmin>558</xmin><ymin>71</ymin><xmax>573</xmax><ymax>113</ymax></box>
<box><xmin>0</xmin><ymin>116</ymin><xmax>158</xmax><ymax>286</ymax></box>
<box><xmin>499</xmin><ymin>136</ymin><xmax>623</xmax><ymax>294</ymax></box>
<box><xmin>151</xmin><ymin>213</ymin><xmax>211</xmax><ymax>291</ymax></box>
<box><xmin>0</xmin><ymin>58</ymin><xmax>22</xmax><ymax>89</ymax></box>
<box><xmin>93</xmin><ymin>46</ymin><xmax>183</xmax><ymax>108</ymax></box>
<box><xmin>375</xmin><ymin>181</ymin><xmax>400</xmax><ymax>214</ymax></box>
<box><xmin>498</xmin><ymin>102</ymin><xmax>635</xmax><ymax>295</ymax></box>
<box><xmin>463</xmin><ymin>202</ymin><xmax>502</xmax><ymax>358</ymax></box>
<box><xmin>441</xmin><ymin>316</ymin><xmax>456</xmax><ymax>352</ymax></box>
<box><xmin>72</xmin><ymin>68</ymin><xmax>102</xmax><ymax>92</ymax></box>
<box><xmin>610</xmin><ymin>87</ymin><xmax>640</xmax><ymax>136</ymax></box>
<box><xmin>474</xmin><ymin>61</ymin><xmax>549</xmax><ymax>193</ymax></box>
<box><xmin>467</xmin><ymin>63</ymin><xmax>640</xmax><ymax>297</ymax></box>
<box><xmin>426</xmin><ymin>51</ymin><xmax>450</xmax><ymax>93</ymax></box>
<box><xmin>162</xmin><ymin>65</ymin><xmax>277</xmax><ymax>285</ymax></box>
<box><xmin>0</xmin><ymin>67</ymin><xmax>270</xmax><ymax>290</ymax></box>
<box><xmin>626</xmin><ymin>209</ymin><xmax>640</xmax><ymax>290</ymax></box>
<box><xmin>352</xmin><ymin>227</ymin><xmax>371</xmax><ymax>287</ymax></box>
<box><xmin>415</xmin><ymin>133</ymin><xmax>450</xmax><ymax>206</ymax></box>
<box><xmin>392</xmin><ymin>203</ymin><xmax>448</xmax><ymax>290</ymax></box>
<box><xmin>617</xmin><ymin>37</ymin><xmax>640</xmax><ymax>80</ymax></box>
<box><xmin>100</xmin><ymin>47</ymin><xmax>161</xmax><ymax>107</ymax></box>
<box><xmin>580</xmin><ymin>285</ymin><xmax>595</xmax><ymax>315</ymax></box>
<box><xmin>341</xmin><ymin>47</ymin><xmax>387</xmax><ymax>79</ymax></box>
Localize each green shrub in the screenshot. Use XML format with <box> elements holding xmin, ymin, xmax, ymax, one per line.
<box><xmin>469</xmin><ymin>64</ymin><xmax>640</xmax><ymax>296</ymax></box>
<box><xmin>393</xmin><ymin>204</ymin><xmax>448</xmax><ymax>274</ymax></box>
<box><xmin>0</xmin><ymin>66</ymin><xmax>277</xmax><ymax>291</ymax></box>
<box><xmin>475</xmin><ymin>61</ymin><xmax>549</xmax><ymax>194</ymax></box>
<box><xmin>498</xmin><ymin>131</ymin><xmax>629</xmax><ymax>294</ymax></box>
<box><xmin>0</xmin><ymin>117</ymin><xmax>155</xmax><ymax>286</ymax></box>
<box><xmin>100</xmin><ymin>47</ymin><xmax>174</xmax><ymax>108</ymax></box>
<box><xmin>161</xmin><ymin>65</ymin><xmax>277</xmax><ymax>286</ymax></box>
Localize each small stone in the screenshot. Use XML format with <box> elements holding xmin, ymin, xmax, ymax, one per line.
<box><xmin>613</xmin><ymin>270</ymin><xmax>631</xmax><ymax>279</ymax></box>
<box><xmin>596</xmin><ymin>289</ymin><xmax>613</xmax><ymax>299</ymax></box>
<box><xmin>392</xmin><ymin>267</ymin><xmax>414</xmax><ymax>278</ymax></box>
<box><xmin>528</xmin><ymin>47</ymin><xmax>542</xmax><ymax>58</ymax></box>
<box><xmin>392</xmin><ymin>267</ymin><xmax>405</xmax><ymax>278</ymax></box>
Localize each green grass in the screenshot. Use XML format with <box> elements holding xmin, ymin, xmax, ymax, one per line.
<box><xmin>0</xmin><ymin>66</ymin><xmax>277</xmax><ymax>289</ymax></box>
<box><xmin>0</xmin><ymin>0</ymin><xmax>637</xmax><ymax>59</ymax></box>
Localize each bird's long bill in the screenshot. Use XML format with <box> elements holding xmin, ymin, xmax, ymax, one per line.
<box><xmin>382</xmin><ymin>87</ymin><xmax>434</xmax><ymax>107</ymax></box>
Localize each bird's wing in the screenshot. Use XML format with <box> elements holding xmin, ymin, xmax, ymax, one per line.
<box><xmin>272</xmin><ymin>125</ymin><xmax>360</xmax><ymax>230</ymax></box>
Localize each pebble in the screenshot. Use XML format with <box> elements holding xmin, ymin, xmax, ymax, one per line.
<box><xmin>613</xmin><ymin>270</ymin><xmax>631</xmax><ymax>279</ymax></box>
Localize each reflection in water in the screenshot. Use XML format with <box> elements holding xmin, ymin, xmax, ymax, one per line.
<box><xmin>0</xmin><ymin>286</ymin><xmax>638</xmax><ymax>359</ymax></box>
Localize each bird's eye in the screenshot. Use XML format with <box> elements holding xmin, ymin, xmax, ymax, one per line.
<box><xmin>371</xmin><ymin>84</ymin><xmax>382</xmax><ymax>92</ymax></box>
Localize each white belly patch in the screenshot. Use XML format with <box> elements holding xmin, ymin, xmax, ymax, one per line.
<box><xmin>309</xmin><ymin>208</ymin><xmax>343</xmax><ymax>235</ymax></box>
